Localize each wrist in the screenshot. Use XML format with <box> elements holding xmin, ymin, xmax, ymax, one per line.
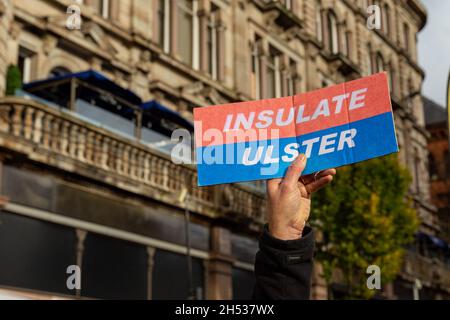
<box><xmin>268</xmin><ymin>221</ymin><xmax>305</xmax><ymax>241</ymax></box>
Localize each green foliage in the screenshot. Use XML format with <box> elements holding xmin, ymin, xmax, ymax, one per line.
<box><xmin>5</xmin><ymin>64</ymin><xmax>22</xmax><ymax>96</ymax></box>
<box><xmin>310</xmin><ymin>154</ymin><xmax>419</xmax><ymax>299</ymax></box>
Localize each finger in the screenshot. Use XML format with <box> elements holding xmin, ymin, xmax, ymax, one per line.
<box><xmin>283</xmin><ymin>154</ymin><xmax>307</xmax><ymax>187</ymax></box>
<box><xmin>301</xmin><ymin>169</ymin><xmax>336</xmax><ymax>185</ymax></box>
<box><xmin>267</xmin><ymin>178</ymin><xmax>282</xmax><ymax>194</ymax></box>
<box><xmin>305</xmin><ymin>175</ymin><xmax>334</xmax><ymax>194</ymax></box>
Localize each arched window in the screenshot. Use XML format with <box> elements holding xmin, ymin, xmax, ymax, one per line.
<box><xmin>48</xmin><ymin>67</ymin><xmax>71</xmax><ymax>78</ymax></box>
<box><xmin>327</xmin><ymin>11</ymin><xmax>339</xmax><ymax>54</ymax></box>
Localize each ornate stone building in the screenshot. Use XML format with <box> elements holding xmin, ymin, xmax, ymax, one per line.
<box><xmin>0</xmin><ymin>0</ymin><xmax>448</xmax><ymax>299</ymax></box>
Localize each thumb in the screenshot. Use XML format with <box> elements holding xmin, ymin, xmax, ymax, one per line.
<box><xmin>283</xmin><ymin>154</ymin><xmax>307</xmax><ymax>188</ymax></box>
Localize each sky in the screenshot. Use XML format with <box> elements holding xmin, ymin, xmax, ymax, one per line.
<box><xmin>418</xmin><ymin>0</ymin><xmax>450</xmax><ymax>108</ymax></box>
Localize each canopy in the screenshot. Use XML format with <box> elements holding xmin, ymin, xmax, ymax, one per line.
<box><xmin>141</xmin><ymin>100</ymin><xmax>194</xmax><ymax>131</ymax></box>
<box><xmin>23</xmin><ymin>70</ymin><xmax>142</xmax><ymax>107</ymax></box>
<box><xmin>417</xmin><ymin>232</ymin><xmax>448</xmax><ymax>250</ymax></box>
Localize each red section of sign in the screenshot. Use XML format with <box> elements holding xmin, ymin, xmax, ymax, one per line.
<box><xmin>194</xmin><ymin>72</ymin><xmax>392</xmax><ymax>147</ymax></box>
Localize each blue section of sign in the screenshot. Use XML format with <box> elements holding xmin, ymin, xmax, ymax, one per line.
<box><xmin>196</xmin><ymin>112</ymin><xmax>398</xmax><ymax>186</ymax></box>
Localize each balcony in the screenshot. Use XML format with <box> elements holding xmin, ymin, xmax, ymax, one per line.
<box><xmin>403</xmin><ymin>251</ymin><xmax>450</xmax><ymax>291</ymax></box>
<box><xmin>0</xmin><ymin>74</ymin><xmax>266</xmax><ymax>226</ymax></box>
<box><xmin>252</xmin><ymin>0</ymin><xmax>303</xmax><ymax>31</ymax></box>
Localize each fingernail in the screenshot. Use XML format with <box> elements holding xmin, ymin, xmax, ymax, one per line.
<box><xmin>299</xmin><ymin>154</ymin><xmax>306</xmax><ymax>162</ymax></box>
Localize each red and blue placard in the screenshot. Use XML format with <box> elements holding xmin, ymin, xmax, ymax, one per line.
<box><xmin>194</xmin><ymin>72</ymin><xmax>398</xmax><ymax>187</ymax></box>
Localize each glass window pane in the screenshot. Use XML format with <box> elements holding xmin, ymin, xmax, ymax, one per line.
<box><xmin>2</xmin><ymin>165</ymin><xmax>54</xmax><ymax>211</ymax></box>
<box><xmin>152</xmin><ymin>249</ymin><xmax>204</xmax><ymax>300</ymax></box>
<box><xmin>0</xmin><ymin>212</ymin><xmax>77</xmax><ymax>296</ymax></box>
<box><xmin>76</xmin><ymin>99</ymin><xmax>136</xmax><ymax>138</ymax></box>
<box><xmin>177</xmin><ymin>1</ymin><xmax>193</xmax><ymax>65</ymax></box>
<box><xmin>232</xmin><ymin>268</ymin><xmax>255</xmax><ymax>300</ymax></box>
<box><xmin>158</xmin><ymin>0</ymin><xmax>166</xmax><ymax>45</ymax></box>
<box><xmin>81</xmin><ymin>233</ymin><xmax>148</xmax><ymax>300</ymax></box>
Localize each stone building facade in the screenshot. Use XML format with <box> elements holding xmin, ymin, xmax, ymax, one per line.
<box><xmin>0</xmin><ymin>0</ymin><xmax>447</xmax><ymax>299</ymax></box>
<box><xmin>424</xmin><ymin>97</ymin><xmax>450</xmax><ymax>241</ymax></box>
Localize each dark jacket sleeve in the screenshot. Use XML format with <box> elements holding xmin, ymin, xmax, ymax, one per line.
<box><xmin>252</xmin><ymin>225</ymin><xmax>315</xmax><ymax>300</ymax></box>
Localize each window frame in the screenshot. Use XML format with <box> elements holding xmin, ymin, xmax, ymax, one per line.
<box><xmin>326</xmin><ymin>11</ymin><xmax>339</xmax><ymax>54</ymax></box>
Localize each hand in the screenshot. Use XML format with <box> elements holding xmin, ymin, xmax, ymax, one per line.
<box><xmin>267</xmin><ymin>154</ymin><xmax>336</xmax><ymax>241</ymax></box>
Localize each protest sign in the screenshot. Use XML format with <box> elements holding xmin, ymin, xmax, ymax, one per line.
<box><xmin>194</xmin><ymin>72</ymin><xmax>398</xmax><ymax>187</ymax></box>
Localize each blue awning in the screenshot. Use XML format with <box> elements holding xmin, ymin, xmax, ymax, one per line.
<box><xmin>141</xmin><ymin>100</ymin><xmax>194</xmax><ymax>131</ymax></box>
<box><xmin>23</xmin><ymin>70</ymin><xmax>142</xmax><ymax>106</ymax></box>
<box><xmin>417</xmin><ymin>232</ymin><xmax>448</xmax><ymax>250</ymax></box>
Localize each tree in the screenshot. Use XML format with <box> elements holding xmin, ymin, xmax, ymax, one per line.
<box><xmin>310</xmin><ymin>154</ymin><xmax>419</xmax><ymax>299</ymax></box>
<box><xmin>5</xmin><ymin>64</ymin><xmax>22</xmax><ymax>96</ymax></box>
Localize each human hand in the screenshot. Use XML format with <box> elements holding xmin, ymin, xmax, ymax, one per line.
<box><xmin>266</xmin><ymin>154</ymin><xmax>336</xmax><ymax>240</ymax></box>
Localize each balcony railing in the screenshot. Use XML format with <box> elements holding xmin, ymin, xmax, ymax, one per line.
<box><xmin>0</xmin><ymin>97</ymin><xmax>266</xmax><ymax>225</ymax></box>
<box><xmin>403</xmin><ymin>251</ymin><xmax>450</xmax><ymax>289</ymax></box>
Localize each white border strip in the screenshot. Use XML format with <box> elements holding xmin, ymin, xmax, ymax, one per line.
<box><xmin>3</xmin><ymin>202</ymin><xmax>210</xmax><ymax>260</ymax></box>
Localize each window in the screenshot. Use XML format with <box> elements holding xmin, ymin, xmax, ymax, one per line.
<box><xmin>0</xmin><ymin>212</ymin><xmax>77</xmax><ymax>296</ymax></box>
<box><xmin>316</xmin><ymin>4</ymin><xmax>323</xmax><ymax>42</ymax></box>
<box><xmin>375</xmin><ymin>52</ymin><xmax>384</xmax><ymax>73</ymax></box>
<box><xmin>91</xmin><ymin>0</ymin><xmax>110</xmax><ymax>19</ymax></box>
<box><xmin>326</xmin><ymin>11</ymin><xmax>339</xmax><ymax>54</ymax></box>
<box><xmin>49</xmin><ymin>67</ymin><xmax>71</xmax><ymax>78</ymax></box>
<box><xmin>285</xmin><ymin>59</ymin><xmax>298</xmax><ymax>96</ymax></box>
<box><xmin>233</xmin><ymin>268</ymin><xmax>255</xmax><ymax>300</ymax></box>
<box><xmin>388</xmin><ymin>64</ymin><xmax>395</xmax><ymax>94</ymax></box>
<box><xmin>76</xmin><ymin>99</ymin><xmax>137</xmax><ymax>138</ymax></box>
<box><xmin>281</xmin><ymin>0</ymin><xmax>293</xmax><ymax>10</ymax></box>
<box><xmin>403</xmin><ymin>23</ymin><xmax>410</xmax><ymax>53</ymax></box>
<box><xmin>81</xmin><ymin>233</ymin><xmax>148</xmax><ymax>299</ymax></box>
<box><xmin>176</xmin><ymin>0</ymin><xmax>199</xmax><ymax>67</ymax></box>
<box><xmin>207</xmin><ymin>5</ymin><xmax>220</xmax><ymax>80</ymax></box>
<box><xmin>100</xmin><ymin>0</ymin><xmax>110</xmax><ymax>19</ymax></box>
<box><xmin>266</xmin><ymin>46</ymin><xmax>282</xmax><ymax>98</ymax></box>
<box><xmin>157</xmin><ymin>0</ymin><xmax>170</xmax><ymax>53</ymax></box>
<box><xmin>366</xmin><ymin>45</ymin><xmax>373</xmax><ymax>75</ymax></box>
<box><xmin>152</xmin><ymin>249</ymin><xmax>204</xmax><ymax>300</ymax></box>
<box><xmin>429</xmin><ymin>154</ymin><xmax>438</xmax><ymax>180</ymax></box>
<box><xmin>382</xmin><ymin>4</ymin><xmax>391</xmax><ymax>36</ymax></box>
<box><xmin>18</xmin><ymin>47</ymin><xmax>36</xmax><ymax>83</ymax></box>
<box><xmin>342</xmin><ymin>31</ymin><xmax>351</xmax><ymax>57</ymax></box>
<box><xmin>414</xmin><ymin>148</ymin><xmax>420</xmax><ymax>194</ymax></box>
<box><xmin>251</xmin><ymin>36</ymin><xmax>262</xmax><ymax>99</ymax></box>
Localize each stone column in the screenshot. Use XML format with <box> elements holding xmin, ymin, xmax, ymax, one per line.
<box><xmin>0</xmin><ymin>0</ymin><xmax>12</xmax><ymax>97</ymax></box>
<box><xmin>207</xmin><ymin>226</ymin><xmax>234</xmax><ymax>300</ymax></box>
<box><xmin>146</xmin><ymin>247</ymin><xmax>156</xmax><ymax>300</ymax></box>
<box><xmin>216</xmin><ymin>21</ymin><xmax>226</xmax><ymax>82</ymax></box>
<box><xmin>75</xmin><ymin>229</ymin><xmax>87</xmax><ymax>298</ymax></box>
<box><xmin>198</xmin><ymin>8</ymin><xmax>209</xmax><ymax>73</ymax></box>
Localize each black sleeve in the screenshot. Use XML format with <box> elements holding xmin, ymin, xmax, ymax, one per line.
<box><xmin>252</xmin><ymin>225</ymin><xmax>315</xmax><ymax>300</ymax></box>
